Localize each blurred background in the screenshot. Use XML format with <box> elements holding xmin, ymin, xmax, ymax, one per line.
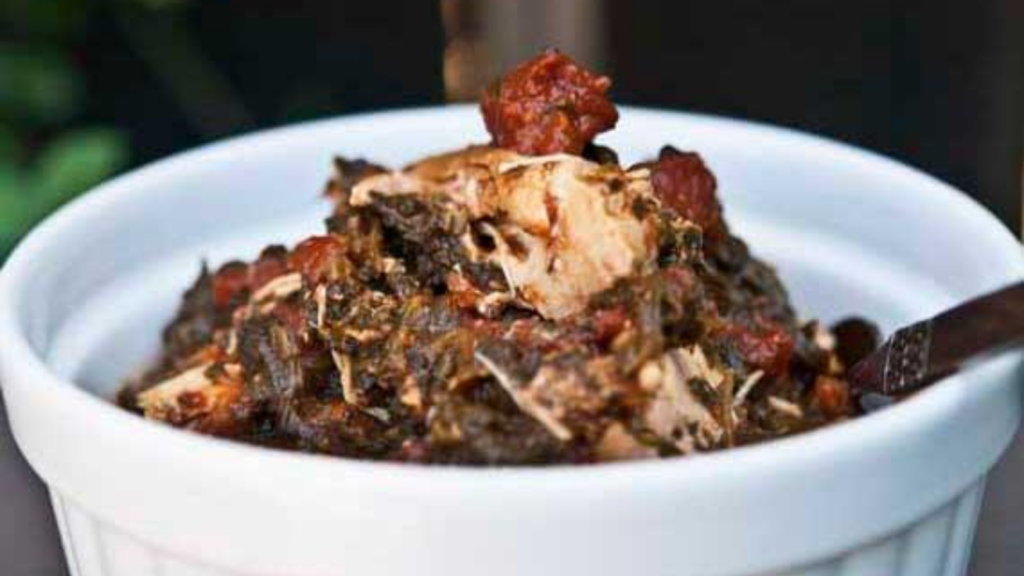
<box><xmin>0</xmin><ymin>0</ymin><xmax>1022</xmax><ymax>573</ymax></box>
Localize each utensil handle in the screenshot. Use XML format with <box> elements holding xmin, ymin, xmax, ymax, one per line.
<box><xmin>850</xmin><ymin>280</ymin><xmax>1024</xmax><ymax>395</ymax></box>
<box><xmin>929</xmin><ymin>280</ymin><xmax>1024</xmax><ymax>374</ymax></box>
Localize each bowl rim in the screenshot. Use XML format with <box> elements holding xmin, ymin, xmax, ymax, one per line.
<box><xmin>1</xmin><ymin>104</ymin><xmax>1023</xmax><ymax>490</ymax></box>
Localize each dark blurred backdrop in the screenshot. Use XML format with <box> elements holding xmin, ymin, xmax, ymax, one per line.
<box><xmin>1</xmin><ymin>1</ymin><xmax>1022</xmax><ymax>574</ymax></box>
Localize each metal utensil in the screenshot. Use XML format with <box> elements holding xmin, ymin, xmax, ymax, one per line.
<box><xmin>848</xmin><ymin>280</ymin><xmax>1024</xmax><ymax>397</ymax></box>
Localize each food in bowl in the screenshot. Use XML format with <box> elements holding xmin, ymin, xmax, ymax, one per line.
<box><xmin>119</xmin><ymin>50</ymin><xmax>877</xmax><ymax>465</ymax></box>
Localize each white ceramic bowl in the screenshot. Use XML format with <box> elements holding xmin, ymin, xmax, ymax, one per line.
<box><xmin>1</xmin><ymin>107</ymin><xmax>1022</xmax><ymax>576</ymax></box>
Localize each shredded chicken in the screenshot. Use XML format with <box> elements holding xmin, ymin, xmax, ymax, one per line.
<box><xmin>136</xmin><ymin>362</ymin><xmax>247</xmax><ymax>433</ymax></box>
<box><xmin>252</xmin><ymin>272</ymin><xmax>302</xmax><ymax>302</ymax></box>
<box><xmin>643</xmin><ymin>346</ymin><xmax>726</xmax><ymax>453</ymax></box>
<box><xmin>474</xmin><ymin>349</ymin><xmax>573</xmax><ymax>441</ymax></box>
<box><xmin>330</xmin><ymin>350</ymin><xmax>357</xmax><ymax>404</ymax></box>
<box><xmin>595</xmin><ymin>423</ymin><xmax>658</xmax><ymax>461</ymax></box>
<box><xmin>732</xmin><ymin>370</ymin><xmax>765</xmax><ymax>408</ymax></box>
<box><xmin>137</xmin><ymin>364</ymin><xmax>214</xmax><ymax>419</ymax></box>
<box><xmin>768</xmin><ymin>396</ymin><xmax>804</xmax><ymax>418</ymax></box>
<box><xmin>353</xmin><ymin>147</ymin><xmax>657</xmax><ymax>319</ymax></box>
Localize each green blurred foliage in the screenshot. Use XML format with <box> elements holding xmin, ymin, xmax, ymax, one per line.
<box><xmin>0</xmin><ymin>0</ymin><xmax>88</xmax><ymax>39</ymax></box>
<box><xmin>0</xmin><ymin>1</ymin><xmax>130</xmax><ymax>258</ymax></box>
<box><xmin>34</xmin><ymin>129</ymin><xmax>127</xmax><ymax>203</ymax></box>
<box><xmin>0</xmin><ymin>125</ymin><xmax>19</xmax><ymax>163</ymax></box>
<box><xmin>0</xmin><ymin>129</ymin><xmax>128</xmax><ymax>250</ymax></box>
<box><xmin>0</xmin><ymin>45</ymin><xmax>84</xmax><ymax>127</ymax></box>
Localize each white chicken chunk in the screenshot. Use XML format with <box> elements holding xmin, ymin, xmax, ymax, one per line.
<box><xmin>137</xmin><ymin>364</ymin><xmax>215</xmax><ymax>421</ymax></box>
<box><xmin>642</xmin><ymin>346</ymin><xmax>726</xmax><ymax>453</ymax></box>
<box><xmin>137</xmin><ymin>363</ymin><xmax>245</xmax><ymax>429</ymax></box>
<box><xmin>351</xmin><ymin>146</ymin><xmax>659</xmax><ymax>319</ymax></box>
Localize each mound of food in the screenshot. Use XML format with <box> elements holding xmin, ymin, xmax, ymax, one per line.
<box><xmin>120</xmin><ymin>50</ymin><xmax>875</xmax><ymax>465</ymax></box>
